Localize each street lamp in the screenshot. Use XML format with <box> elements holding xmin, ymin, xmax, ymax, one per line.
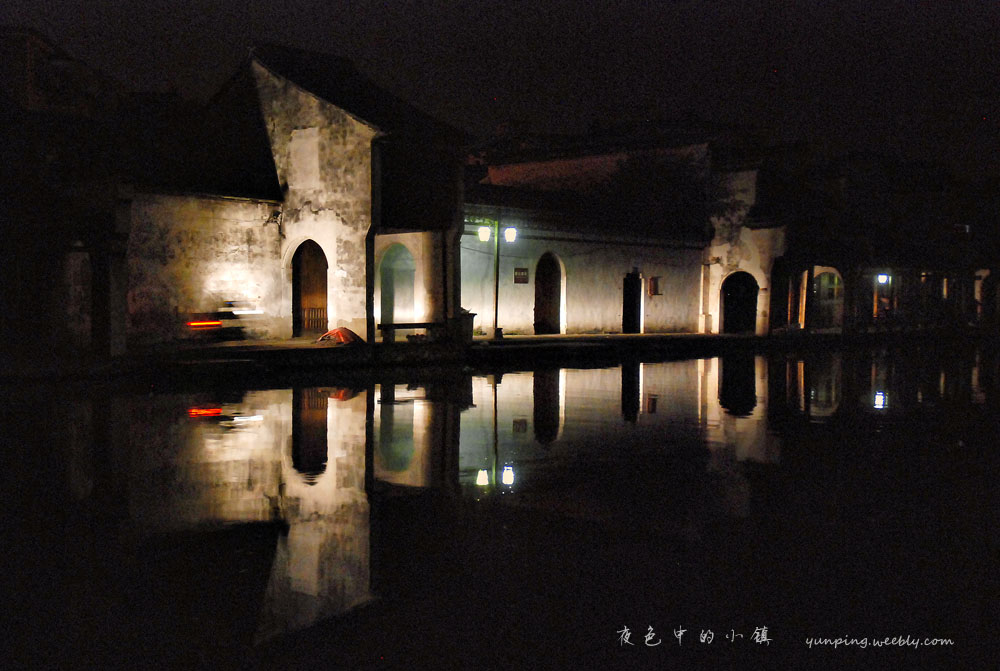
<box><xmin>477</xmin><ymin>214</ymin><xmax>517</xmax><ymax>339</ymax></box>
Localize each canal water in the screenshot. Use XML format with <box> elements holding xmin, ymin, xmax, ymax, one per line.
<box><xmin>5</xmin><ymin>344</ymin><xmax>995</xmax><ymax>669</ymax></box>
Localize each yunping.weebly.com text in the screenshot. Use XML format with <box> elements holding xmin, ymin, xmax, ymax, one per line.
<box><xmin>805</xmin><ymin>635</ymin><xmax>954</xmax><ymax>650</ymax></box>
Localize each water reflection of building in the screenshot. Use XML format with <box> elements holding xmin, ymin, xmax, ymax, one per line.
<box><xmin>450</xmin><ymin>360</ymin><xmax>780</xmax><ymax>497</ymax></box>
<box><xmin>372</xmin><ymin>380</ymin><xmax>466</xmax><ymax>489</ymax></box>
<box><xmin>698</xmin><ymin>357</ymin><xmax>781</xmax><ymax>465</ymax></box>
<box><xmin>773</xmin><ymin>346</ymin><xmax>989</xmax><ymax>421</ymax></box>
<box><xmin>110</xmin><ymin>386</ymin><xmax>371</xmax><ymax>643</ymax></box>
<box><xmin>258</xmin><ymin>387</ymin><xmax>370</xmax><ymax>643</ymax></box>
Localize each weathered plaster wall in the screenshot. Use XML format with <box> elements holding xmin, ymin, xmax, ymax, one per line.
<box><xmin>702</xmin><ymin>170</ymin><xmax>787</xmax><ymax>335</ymax></box>
<box><xmin>253</xmin><ymin>61</ymin><xmax>377</xmax><ymax>339</ymax></box>
<box><xmin>126</xmin><ymin>192</ymin><xmax>283</xmax><ymax>343</ymax></box>
<box><xmin>460</xmin><ymin>219</ymin><xmax>702</xmax><ymax>334</ymax></box>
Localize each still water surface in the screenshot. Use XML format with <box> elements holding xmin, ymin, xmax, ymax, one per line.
<box><xmin>6</xmin><ymin>346</ymin><xmax>995</xmax><ymax>668</ymax></box>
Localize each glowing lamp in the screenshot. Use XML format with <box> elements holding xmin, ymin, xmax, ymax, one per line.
<box><xmin>476</xmin><ymin>469</ymin><xmax>489</xmax><ymax>486</ymax></box>
<box><xmin>501</xmin><ymin>465</ymin><xmax>514</xmax><ymax>486</ymax></box>
<box><xmin>874</xmin><ymin>391</ymin><xmax>887</xmax><ymax>409</ymax></box>
<box><xmin>478</xmin><ymin>226</ymin><xmax>491</xmax><ymax>242</ymax></box>
<box><xmin>877</xmin><ymin>274</ymin><xmax>890</xmax><ymax>285</ymax></box>
<box><xmin>504</xmin><ymin>227</ymin><xmax>517</xmax><ymax>243</ymax></box>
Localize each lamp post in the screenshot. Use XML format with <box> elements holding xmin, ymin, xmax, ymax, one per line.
<box><xmin>476</xmin><ymin>213</ymin><xmax>517</xmax><ymax>339</ymax></box>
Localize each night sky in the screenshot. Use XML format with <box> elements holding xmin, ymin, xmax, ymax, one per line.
<box><xmin>3</xmin><ymin>1</ymin><xmax>999</xmax><ymax>177</ymax></box>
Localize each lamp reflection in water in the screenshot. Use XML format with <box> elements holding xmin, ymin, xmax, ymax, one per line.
<box><xmin>474</xmin><ymin>374</ymin><xmax>515</xmax><ymax>491</ymax></box>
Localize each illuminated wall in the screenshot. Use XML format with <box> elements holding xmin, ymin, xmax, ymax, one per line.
<box><xmin>701</xmin><ymin>170</ymin><xmax>787</xmax><ymax>336</ymax></box>
<box><xmin>460</xmin><ymin>221</ymin><xmax>702</xmax><ymax>334</ymax></box>
<box><xmin>462</xmin><ymin>153</ymin><xmax>783</xmax><ymax>336</ymax></box>
<box><xmin>373</xmin><ymin>232</ymin><xmax>449</xmax><ymax>336</ymax></box>
<box><xmin>124</xmin><ymin>58</ymin><xmax>379</xmax><ymax>344</ymax></box>
<box><xmin>126</xmin><ymin>194</ymin><xmax>284</xmax><ymax>342</ymax></box>
<box><xmin>255</xmin><ymin>61</ymin><xmax>377</xmax><ymax>339</ymax></box>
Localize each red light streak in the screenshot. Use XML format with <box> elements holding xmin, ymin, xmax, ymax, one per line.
<box><xmin>187</xmin><ymin>320</ymin><xmax>223</xmax><ymax>328</ymax></box>
<box><xmin>188</xmin><ymin>408</ymin><xmax>223</xmax><ymax>417</ymax></box>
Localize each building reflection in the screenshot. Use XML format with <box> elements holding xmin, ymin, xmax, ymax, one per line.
<box><xmin>109</xmin><ymin>386</ymin><xmax>371</xmax><ymax>644</ymax></box>
<box><xmin>23</xmin><ymin>342</ymin><xmax>994</xmax><ymax>662</ymax></box>
<box><xmin>292</xmin><ymin>387</ymin><xmax>330</xmax><ymax>484</ymax></box>
<box><xmin>257</xmin><ymin>386</ymin><xmax>370</xmax><ymax>643</ymax></box>
<box><xmin>718</xmin><ymin>353</ymin><xmax>757</xmax><ymax>417</ymax></box>
<box><xmin>698</xmin><ymin>356</ymin><xmax>781</xmax><ymax>469</ymax></box>
<box><xmin>621</xmin><ymin>361</ymin><xmax>641</xmax><ymax>423</ymax></box>
<box><xmin>372</xmin><ymin>379</ymin><xmax>466</xmax><ymax>489</ymax></box>
<box><xmin>452</xmin><ymin>359</ymin><xmax>781</xmax><ymax>508</ymax></box>
<box><xmin>771</xmin><ymin>344</ymin><xmax>988</xmax><ymax>423</ymax></box>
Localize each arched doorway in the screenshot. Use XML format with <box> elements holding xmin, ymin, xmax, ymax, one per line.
<box><xmin>534</xmin><ymin>252</ymin><xmax>562</xmax><ymax>334</ymax></box>
<box><xmin>292</xmin><ymin>240</ymin><xmax>328</xmax><ymax>337</ymax></box>
<box><xmin>721</xmin><ymin>272</ymin><xmax>759</xmax><ymax>334</ymax></box>
<box><xmin>379</xmin><ymin>244</ymin><xmax>416</xmax><ymax>327</ymax></box>
<box><xmin>812</xmin><ymin>271</ymin><xmax>844</xmax><ymax>329</ymax></box>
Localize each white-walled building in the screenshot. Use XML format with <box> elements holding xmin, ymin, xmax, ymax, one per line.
<box><xmin>461</xmin><ymin>132</ymin><xmax>784</xmax><ymax>336</ymax></box>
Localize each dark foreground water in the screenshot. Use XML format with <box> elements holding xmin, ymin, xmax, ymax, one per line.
<box><xmin>4</xmin><ymin>344</ymin><xmax>997</xmax><ymax>669</ymax></box>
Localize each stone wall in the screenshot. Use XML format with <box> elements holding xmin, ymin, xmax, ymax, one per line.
<box><xmin>253</xmin><ymin>61</ymin><xmax>377</xmax><ymax>339</ymax></box>
<box><xmin>702</xmin><ymin>169</ymin><xmax>787</xmax><ymax>335</ymax></box>
<box><xmin>126</xmin><ymin>192</ymin><xmax>283</xmax><ymax>343</ymax></box>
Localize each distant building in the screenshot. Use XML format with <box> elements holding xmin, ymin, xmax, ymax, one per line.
<box><xmin>0</xmin><ymin>26</ymin><xmax>128</xmax><ymax>359</ymax></box>
<box><xmin>764</xmin><ymin>152</ymin><xmax>979</xmax><ymax>333</ymax></box>
<box><xmin>462</xmin><ymin>124</ymin><xmax>783</xmax><ymax>335</ymax></box>
<box><xmin>462</xmin><ymin>126</ymin><xmax>981</xmax><ymax>336</ymax></box>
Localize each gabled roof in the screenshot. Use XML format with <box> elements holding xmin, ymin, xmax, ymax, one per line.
<box><xmin>125</xmin><ymin>66</ymin><xmax>283</xmax><ymax>201</ymax></box>
<box><xmin>126</xmin><ymin>43</ymin><xmax>464</xmax><ymax>200</ymax></box>
<box><xmin>251</xmin><ymin>43</ymin><xmax>464</xmax><ymax>144</ymax></box>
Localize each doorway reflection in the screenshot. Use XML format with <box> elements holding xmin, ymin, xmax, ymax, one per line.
<box><xmin>718</xmin><ymin>353</ymin><xmax>757</xmax><ymax>417</ymax></box>
<box><xmin>533</xmin><ymin>368</ymin><xmax>563</xmax><ymax>443</ymax></box>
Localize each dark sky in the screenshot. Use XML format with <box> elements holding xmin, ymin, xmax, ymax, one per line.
<box><xmin>4</xmin><ymin>0</ymin><xmax>999</xmax><ymax>177</ymax></box>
